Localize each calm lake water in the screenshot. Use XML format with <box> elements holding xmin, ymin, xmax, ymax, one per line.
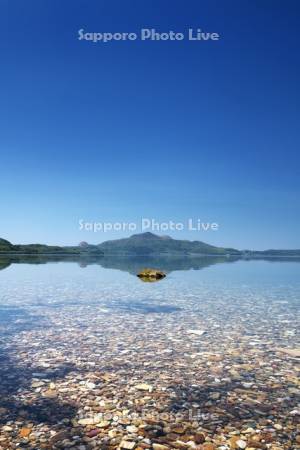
<box><xmin>1</xmin><ymin>256</ymin><xmax>300</xmax><ymax>310</ymax></box>
<box><xmin>0</xmin><ymin>256</ymin><xmax>299</xmax><ymax>352</ymax></box>
<box><xmin>0</xmin><ymin>257</ymin><xmax>299</xmax><ymax>448</ymax></box>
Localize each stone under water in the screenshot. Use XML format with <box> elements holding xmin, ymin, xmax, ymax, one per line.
<box><xmin>137</xmin><ymin>268</ymin><xmax>166</xmax><ymax>281</ymax></box>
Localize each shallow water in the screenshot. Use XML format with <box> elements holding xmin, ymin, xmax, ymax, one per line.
<box><xmin>0</xmin><ymin>257</ymin><xmax>299</xmax><ymax>448</ymax></box>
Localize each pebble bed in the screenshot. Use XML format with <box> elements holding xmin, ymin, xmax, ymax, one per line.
<box><xmin>0</xmin><ymin>267</ymin><xmax>299</xmax><ymax>449</ymax></box>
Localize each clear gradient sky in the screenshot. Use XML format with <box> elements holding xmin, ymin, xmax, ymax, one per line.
<box><xmin>0</xmin><ymin>0</ymin><xmax>299</xmax><ymax>249</ymax></box>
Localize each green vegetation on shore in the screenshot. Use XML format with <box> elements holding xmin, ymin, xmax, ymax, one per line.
<box><xmin>1</xmin><ymin>233</ymin><xmax>300</xmax><ymax>257</ymax></box>
<box><xmin>0</xmin><ymin>238</ymin><xmax>103</xmax><ymax>255</ymax></box>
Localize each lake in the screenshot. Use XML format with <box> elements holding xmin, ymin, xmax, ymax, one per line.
<box><xmin>0</xmin><ymin>256</ymin><xmax>299</xmax><ymax>449</ymax></box>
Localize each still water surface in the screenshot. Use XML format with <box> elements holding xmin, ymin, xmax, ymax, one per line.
<box><xmin>0</xmin><ymin>257</ymin><xmax>299</xmax><ymax>448</ymax></box>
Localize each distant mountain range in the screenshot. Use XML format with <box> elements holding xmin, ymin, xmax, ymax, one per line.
<box><xmin>1</xmin><ymin>233</ymin><xmax>300</xmax><ymax>257</ymax></box>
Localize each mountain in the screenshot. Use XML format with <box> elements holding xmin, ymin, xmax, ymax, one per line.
<box><xmin>98</xmin><ymin>232</ymin><xmax>241</xmax><ymax>255</ymax></box>
<box><xmin>0</xmin><ymin>238</ymin><xmax>103</xmax><ymax>256</ymax></box>
<box><xmin>1</xmin><ymin>234</ymin><xmax>300</xmax><ymax>257</ymax></box>
<box><xmin>0</xmin><ymin>238</ymin><xmax>14</xmax><ymax>252</ymax></box>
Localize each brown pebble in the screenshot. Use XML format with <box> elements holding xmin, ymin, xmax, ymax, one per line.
<box><xmin>203</xmin><ymin>444</ymin><xmax>215</xmax><ymax>450</ymax></box>
<box><xmin>87</xmin><ymin>428</ymin><xmax>100</xmax><ymax>438</ymax></box>
<box><xmin>195</xmin><ymin>432</ymin><xmax>206</xmax><ymax>444</ymax></box>
<box><xmin>19</xmin><ymin>427</ymin><xmax>31</xmax><ymax>438</ymax></box>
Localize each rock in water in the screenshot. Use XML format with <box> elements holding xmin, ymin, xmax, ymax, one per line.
<box><xmin>134</xmin><ymin>383</ymin><xmax>153</xmax><ymax>392</ymax></box>
<box><xmin>120</xmin><ymin>441</ymin><xmax>136</xmax><ymax>449</ymax></box>
<box><xmin>187</xmin><ymin>329</ymin><xmax>206</xmax><ymax>336</ymax></box>
<box><xmin>137</xmin><ymin>268</ymin><xmax>166</xmax><ymax>281</ymax></box>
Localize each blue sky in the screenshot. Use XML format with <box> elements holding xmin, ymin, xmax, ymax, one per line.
<box><xmin>0</xmin><ymin>0</ymin><xmax>299</xmax><ymax>249</ymax></box>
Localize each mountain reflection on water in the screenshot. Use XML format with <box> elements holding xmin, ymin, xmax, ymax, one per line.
<box><xmin>1</xmin><ymin>254</ymin><xmax>300</xmax><ymax>276</ymax></box>
<box><xmin>0</xmin><ymin>254</ymin><xmax>239</xmax><ymax>275</ymax></box>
